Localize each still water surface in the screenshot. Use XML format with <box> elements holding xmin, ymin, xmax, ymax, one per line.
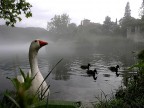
<box><xmin>0</xmin><ymin>42</ymin><xmax>137</xmax><ymax>102</ymax></box>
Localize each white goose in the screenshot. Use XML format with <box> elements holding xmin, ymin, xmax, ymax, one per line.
<box><xmin>17</xmin><ymin>39</ymin><xmax>50</xmax><ymax>98</ymax></box>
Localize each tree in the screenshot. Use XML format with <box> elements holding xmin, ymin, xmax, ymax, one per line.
<box><xmin>0</xmin><ymin>0</ymin><xmax>32</xmax><ymax>26</ymax></box>
<box><xmin>138</xmin><ymin>0</ymin><xmax>144</xmax><ymax>32</ymax></box>
<box><xmin>103</xmin><ymin>16</ymin><xmax>113</xmax><ymax>35</ymax></box>
<box><xmin>103</xmin><ymin>16</ymin><xmax>111</xmax><ymax>30</ymax></box>
<box><xmin>103</xmin><ymin>16</ymin><xmax>120</xmax><ymax>35</ymax></box>
<box><xmin>47</xmin><ymin>13</ymin><xmax>70</xmax><ymax>34</ymax></box>
<box><xmin>124</xmin><ymin>2</ymin><xmax>131</xmax><ymax>18</ymax></box>
<box><xmin>139</xmin><ymin>0</ymin><xmax>144</xmax><ymax>18</ymax></box>
<box><xmin>119</xmin><ymin>2</ymin><xmax>135</xmax><ymax>36</ymax></box>
<box><xmin>86</xmin><ymin>23</ymin><xmax>103</xmax><ymax>35</ymax></box>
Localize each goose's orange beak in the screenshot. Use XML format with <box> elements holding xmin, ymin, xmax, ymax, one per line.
<box><xmin>39</xmin><ymin>40</ymin><xmax>48</xmax><ymax>47</ymax></box>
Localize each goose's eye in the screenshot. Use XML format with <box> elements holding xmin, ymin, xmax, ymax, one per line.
<box><xmin>34</xmin><ymin>40</ymin><xmax>37</xmax><ymax>42</ymax></box>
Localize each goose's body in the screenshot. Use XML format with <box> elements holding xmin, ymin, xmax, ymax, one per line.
<box><xmin>87</xmin><ymin>69</ymin><xmax>97</xmax><ymax>80</ymax></box>
<box><xmin>80</xmin><ymin>63</ymin><xmax>91</xmax><ymax>70</ymax></box>
<box><xmin>17</xmin><ymin>39</ymin><xmax>49</xmax><ymax>99</ymax></box>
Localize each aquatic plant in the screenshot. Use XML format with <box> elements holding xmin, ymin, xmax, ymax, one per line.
<box><xmin>0</xmin><ymin>68</ymin><xmax>39</xmax><ymax>108</ymax></box>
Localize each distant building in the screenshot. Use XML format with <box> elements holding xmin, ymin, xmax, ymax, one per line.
<box><xmin>127</xmin><ymin>26</ymin><xmax>144</xmax><ymax>42</ymax></box>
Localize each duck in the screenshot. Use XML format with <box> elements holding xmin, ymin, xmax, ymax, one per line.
<box><xmin>87</xmin><ymin>69</ymin><xmax>97</xmax><ymax>80</ymax></box>
<box><xmin>17</xmin><ymin>39</ymin><xmax>50</xmax><ymax>99</ymax></box>
<box><xmin>108</xmin><ymin>65</ymin><xmax>120</xmax><ymax>74</ymax></box>
<box><xmin>80</xmin><ymin>63</ymin><xmax>91</xmax><ymax>70</ymax></box>
<box><xmin>116</xmin><ymin>72</ymin><xmax>119</xmax><ymax>77</ymax></box>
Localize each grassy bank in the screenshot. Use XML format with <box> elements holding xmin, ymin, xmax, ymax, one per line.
<box><xmin>94</xmin><ymin>49</ymin><xmax>144</xmax><ymax>108</ymax></box>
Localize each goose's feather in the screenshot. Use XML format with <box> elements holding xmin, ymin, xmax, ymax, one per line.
<box><xmin>17</xmin><ymin>39</ymin><xmax>50</xmax><ymax>99</ymax></box>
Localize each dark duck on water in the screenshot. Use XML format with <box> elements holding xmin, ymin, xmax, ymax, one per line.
<box><xmin>80</xmin><ymin>63</ymin><xmax>91</xmax><ymax>70</ymax></box>
<box><xmin>108</xmin><ymin>65</ymin><xmax>120</xmax><ymax>75</ymax></box>
<box><xmin>87</xmin><ymin>68</ymin><xmax>97</xmax><ymax>80</ymax></box>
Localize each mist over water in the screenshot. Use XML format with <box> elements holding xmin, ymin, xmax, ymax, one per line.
<box><xmin>0</xmin><ymin>26</ymin><xmax>144</xmax><ymax>102</ymax></box>
<box><xmin>47</xmin><ymin>40</ymin><xmax>76</xmax><ymax>57</ymax></box>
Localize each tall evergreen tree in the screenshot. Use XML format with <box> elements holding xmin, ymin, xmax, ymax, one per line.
<box><xmin>119</xmin><ymin>2</ymin><xmax>136</xmax><ymax>36</ymax></box>
<box><xmin>124</xmin><ymin>2</ymin><xmax>131</xmax><ymax>18</ymax></box>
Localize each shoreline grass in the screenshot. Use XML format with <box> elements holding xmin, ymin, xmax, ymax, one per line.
<box><xmin>93</xmin><ymin>49</ymin><xmax>144</xmax><ymax>108</ymax></box>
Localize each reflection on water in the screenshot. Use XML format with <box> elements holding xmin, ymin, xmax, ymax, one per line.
<box><xmin>103</xmin><ymin>74</ymin><xmax>111</xmax><ymax>77</ymax></box>
<box><xmin>0</xmin><ymin>42</ymin><xmax>140</xmax><ymax>102</ymax></box>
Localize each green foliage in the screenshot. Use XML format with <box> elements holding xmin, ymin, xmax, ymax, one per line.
<box><xmin>0</xmin><ymin>0</ymin><xmax>32</xmax><ymax>26</ymax></box>
<box><xmin>2</xmin><ymin>68</ymin><xmax>38</xmax><ymax>108</ymax></box>
<box><xmin>0</xmin><ymin>58</ymin><xmax>64</xmax><ymax>108</ymax></box>
<box><xmin>47</xmin><ymin>13</ymin><xmax>79</xmax><ymax>40</ymax></box>
<box><xmin>7</xmin><ymin>68</ymin><xmax>34</xmax><ymax>92</ymax></box>
<box><xmin>94</xmin><ymin>90</ymin><xmax>125</xmax><ymax>108</ymax></box>
<box><xmin>119</xmin><ymin>16</ymin><xmax>136</xmax><ymax>36</ymax></box>
<box><xmin>95</xmin><ymin>99</ymin><xmax>125</xmax><ymax>108</ymax></box>
<box><xmin>4</xmin><ymin>93</ymin><xmax>21</xmax><ymax>108</ymax></box>
<box><xmin>138</xmin><ymin>49</ymin><xmax>144</xmax><ymax>60</ymax></box>
<box><xmin>114</xmin><ymin>50</ymin><xmax>144</xmax><ymax>107</ymax></box>
<box><xmin>47</xmin><ymin>13</ymin><xmax>70</xmax><ymax>33</ymax></box>
<box><xmin>0</xmin><ymin>90</ymin><xmax>18</xmax><ymax>108</ymax></box>
<box><xmin>103</xmin><ymin>16</ymin><xmax>119</xmax><ymax>35</ymax></box>
<box><xmin>94</xmin><ymin>49</ymin><xmax>144</xmax><ymax>108</ymax></box>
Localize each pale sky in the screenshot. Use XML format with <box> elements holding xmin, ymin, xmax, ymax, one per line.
<box><xmin>0</xmin><ymin>0</ymin><xmax>142</xmax><ymax>28</ymax></box>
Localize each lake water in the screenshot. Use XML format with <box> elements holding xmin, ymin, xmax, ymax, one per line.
<box><xmin>0</xmin><ymin>39</ymin><xmax>142</xmax><ymax>103</ymax></box>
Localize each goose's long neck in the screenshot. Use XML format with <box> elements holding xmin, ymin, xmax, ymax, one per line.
<box><xmin>29</xmin><ymin>49</ymin><xmax>39</xmax><ymax>77</ymax></box>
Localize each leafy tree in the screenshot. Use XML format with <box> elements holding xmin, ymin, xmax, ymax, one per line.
<box><xmin>103</xmin><ymin>16</ymin><xmax>112</xmax><ymax>32</ymax></box>
<box><xmin>139</xmin><ymin>0</ymin><xmax>144</xmax><ymax>18</ymax></box>
<box><xmin>87</xmin><ymin>23</ymin><xmax>103</xmax><ymax>35</ymax></box>
<box><xmin>0</xmin><ymin>0</ymin><xmax>32</xmax><ymax>26</ymax></box>
<box><xmin>103</xmin><ymin>16</ymin><xmax>120</xmax><ymax>35</ymax></box>
<box><xmin>47</xmin><ymin>13</ymin><xmax>70</xmax><ymax>34</ymax></box>
<box><xmin>138</xmin><ymin>0</ymin><xmax>144</xmax><ymax>32</ymax></box>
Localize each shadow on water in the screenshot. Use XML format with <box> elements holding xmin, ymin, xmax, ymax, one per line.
<box><xmin>103</xmin><ymin>74</ymin><xmax>110</xmax><ymax>77</ymax></box>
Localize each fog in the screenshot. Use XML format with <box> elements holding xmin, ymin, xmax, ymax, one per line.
<box><xmin>0</xmin><ymin>25</ymin><xmax>144</xmax><ymax>72</ymax></box>
<box><xmin>1</xmin><ymin>25</ymin><xmax>144</xmax><ymax>102</ymax></box>
<box><xmin>0</xmin><ymin>25</ymin><xmax>143</xmax><ymax>58</ymax></box>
